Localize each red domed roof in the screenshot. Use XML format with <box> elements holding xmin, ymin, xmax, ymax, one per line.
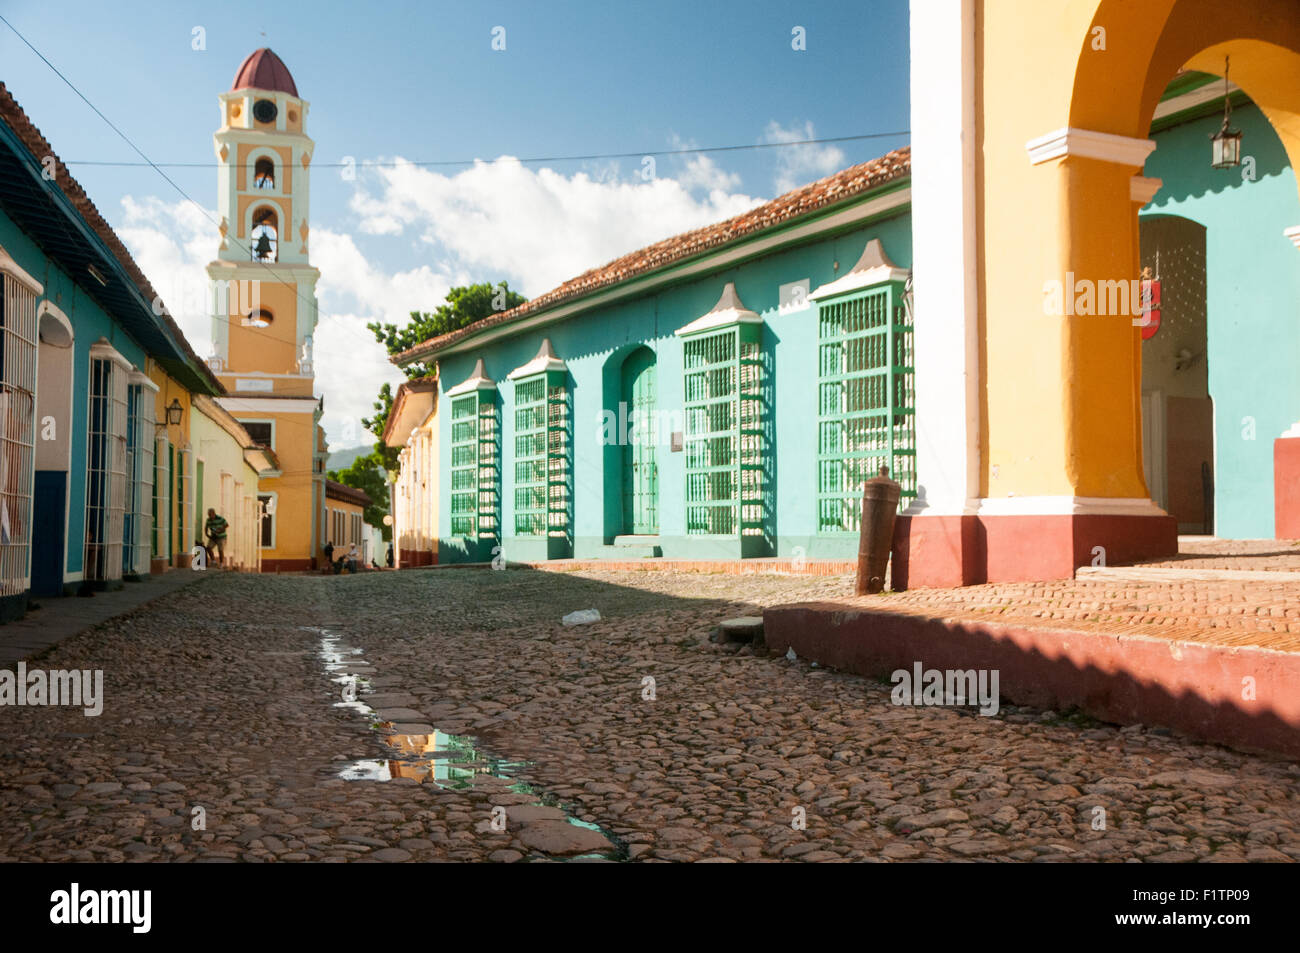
<box><xmin>230</xmin><ymin>48</ymin><xmax>298</xmax><ymax>96</ymax></box>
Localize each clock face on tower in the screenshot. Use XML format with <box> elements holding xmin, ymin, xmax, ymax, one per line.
<box><xmin>252</xmin><ymin>99</ymin><xmax>278</xmax><ymax>124</ymax></box>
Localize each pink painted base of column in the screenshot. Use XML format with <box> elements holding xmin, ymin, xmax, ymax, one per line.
<box><xmin>892</xmin><ymin>511</ymin><xmax>1177</xmax><ymax>588</ymax></box>
<box><xmin>1275</xmin><ymin>437</ymin><xmax>1300</xmax><ymax>538</ymax></box>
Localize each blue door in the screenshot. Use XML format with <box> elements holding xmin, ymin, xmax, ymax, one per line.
<box><xmin>30</xmin><ymin>470</ymin><xmax>65</xmax><ymax>597</ymax></box>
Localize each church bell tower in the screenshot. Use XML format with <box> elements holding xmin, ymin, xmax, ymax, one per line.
<box><xmin>208</xmin><ymin>48</ymin><xmax>327</xmax><ymax>571</ymax></box>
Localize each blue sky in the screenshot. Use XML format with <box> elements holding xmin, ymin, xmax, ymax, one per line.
<box><xmin>0</xmin><ymin>0</ymin><xmax>910</xmax><ymax>446</ymax></box>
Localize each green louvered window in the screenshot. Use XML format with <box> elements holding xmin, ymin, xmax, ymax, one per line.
<box><xmin>513</xmin><ymin>377</ymin><xmax>547</xmax><ymax>535</ymax></box>
<box><xmin>512</xmin><ymin>372</ymin><xmax>571</xmax><ymax>543</ymax></box>
<box><xmin>449</xmin><ymin>391</ymin><xmax>499</xmax><ymax>541</ymax></box>
<box><xmin>683</xmin><ymin>324</ymin><xmax>765</xmax><ymax>538</ymax></box>
<box><xmin>816</xmin><ymin>282</ymin><xmax>915</xmax><ymax>533</ymax></box>
<box><xmin>545</xmin><ymin>379</ymin><xmax>572</xmax><ymax>543</ymax></box>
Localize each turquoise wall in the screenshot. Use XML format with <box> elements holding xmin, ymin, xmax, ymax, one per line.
<box><xmin>0</xmin><ymin>212</ymin><xmax>150</xmax><ymax>577</ymax></box>
<box><xmin>1143</xmin><ymin>102</ymin><xmax>1300</xmax><ymax>538</ymax></box>
<box><xmin>436</xmin><ymin>206</ymin><xmax>913</xmax><ymax>563</ymax></box>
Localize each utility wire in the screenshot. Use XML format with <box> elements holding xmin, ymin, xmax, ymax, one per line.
<box><xmin>0</xmin><ymin>12</ymin><xmax>378</xmax><ymax>357</ymax></box>
<box><xmin>61</xmin><ymin>132</ymin><xmax>910</xmax><ymax>168</ymax></box>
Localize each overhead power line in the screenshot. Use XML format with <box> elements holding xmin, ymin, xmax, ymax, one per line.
<box><xmin>61</xmin><ymin>132</ymin><xmax>911</xmax><ymax>169</ymax></box>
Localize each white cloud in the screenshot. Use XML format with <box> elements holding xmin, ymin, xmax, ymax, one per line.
<box><xmin>667</xmin><ymin>133</ymin><xmax>744</xmax><ymax>194</ymax></box>
<box><xmin>115</xmin><ymin>151</ymin><xmax>763</xmax><ymax>449</ymax></box>
<box><xmin>348</xmin><ymin>156</ymin><xmax>762</xmax><ymax>294</ymax></box>
<box><xmin>762</xmin><ymin>120</ymin><xmax>846</xmax><ymax>193</ymax></box>
<box><xmin>114</xmin><ymin>199</ymin><xmax>419</xmax><ymax>450</ymax></box>
<box><xmin>116</xmin><ymin>195</ymin><xmax>217</xmax><ymax>356</ymax></box>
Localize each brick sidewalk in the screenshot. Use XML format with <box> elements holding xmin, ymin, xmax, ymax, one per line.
<box><xmin>854</xmin><ymin>537</ymin><xmax>1300</xmax><ymax>654</ymax></box>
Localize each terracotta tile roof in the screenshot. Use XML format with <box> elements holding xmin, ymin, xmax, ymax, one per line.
<box><xmin>0</xmin><ymin>82</ymin><xmax>224</xmax><ymax>395</ymax></box>
<box><xmin>394</xmin><ymin>146</ymin><xmax>910</xmax><ymax>365</ymax></box>
<box><xmin>325</xmin><ymin>478</ymin><xmax>372</xmax><ymax>508</ymax></box>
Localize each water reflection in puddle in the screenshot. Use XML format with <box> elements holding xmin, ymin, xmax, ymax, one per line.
<box><xmin>341</xmin><ymin>729</ymin><xmax>530</xmax><ymax>789</ymax></box>
<box><xmin>310</xmin><ymin>627</ymin><xmax>624</xmax><ymax>860</ymax></box>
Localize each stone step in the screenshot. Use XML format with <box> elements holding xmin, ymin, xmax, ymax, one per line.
<box><xmin>711</xmin><ymin>616</ymin><xmax>765</xmax><ymax>646</ymax></box>
<box><xmin>598</xmin><ymin>538</ymin><xmax>662</xmax><ymax>558</ymax></box>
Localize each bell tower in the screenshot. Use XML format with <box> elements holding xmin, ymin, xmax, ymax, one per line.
<box><xmin>207</xmin><ymin>47</ymin><xmax>319</xmax><ymax>382</ymax></box>
<box><xmin>209</xmin><ymin>48</ymin><xmax>327</xmax><ymax>572</ymax></box>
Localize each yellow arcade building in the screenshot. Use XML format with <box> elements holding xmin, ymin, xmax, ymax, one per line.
<box><xmin>901</xmin><ymin>0</ymin><xmax>1300</xmax><ymax>586</ymax></box>
<box><xmin>206</xmin><ymin>48</ymin><xmax>327</xmax><ymax>572</ymax></box>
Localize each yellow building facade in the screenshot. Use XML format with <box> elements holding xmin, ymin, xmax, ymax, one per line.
<box><xmin>206</xmin><ymin>49</ymin><xmax>326</xmax><ymax>571</ymax></box>
<box><xmin>383</xmin><ymin>379</ymin><xmax>439</xmax><ymax>567</ymax></box>
<box><xmin>192</xmin><ymin>394</ymin><xmax>273</xmax><ymax>571</ymax></box>
<box><xmin>324</xmin><ymin>480</ymin><xmax>372</xmax><ymax>567</ymax></box>
<box><xmin>900</xmin><ymin>0</ymin><xmax>1300</xmax><ymax>585</ymax></box>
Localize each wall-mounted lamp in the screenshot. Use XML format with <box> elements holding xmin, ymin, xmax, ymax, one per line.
<box><xmin>165</xmin><ymin>398</ymin><xmax>184</xmax><ymax>426</ymax></box>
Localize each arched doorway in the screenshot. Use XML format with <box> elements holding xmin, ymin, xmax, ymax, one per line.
<box><xmin>31</xmin><ymin>303</ymin><xmax>73</xmax><ymax>597</ymax></box>
<box><xmin>620</xmin><ymin>347</ymin><xmax>658</xmax><ymax>536</ymax></box>
<box><xmin>1138</xmin><ymin>215</ymin><xmax>1212</xmax><ymax>534</ymax></box>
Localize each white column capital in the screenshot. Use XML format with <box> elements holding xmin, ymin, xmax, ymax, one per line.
<box><xmin>1026</xmin><ymin>127</ymin><xmax>1157</xmax><ymax>168</ymax></box>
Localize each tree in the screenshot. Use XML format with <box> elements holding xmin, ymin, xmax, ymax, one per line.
<box><xmin>361</xmin><ymin>383</ymin><xmax>398</xmax><ymax>473</ymax></box>
<box><xmin>367</xmin><ymin>281</ymin><xmax>527</xmax><ymax>381</ymax></box>
<box><xmin>328</xmin><ymin>452</ymin><xmax>392</xmax><ymax>541</ymax></box>
<box><xmin>364</xmin><ymin>281</ymin><xmax>527</xmax><ymax>464</ymax></box>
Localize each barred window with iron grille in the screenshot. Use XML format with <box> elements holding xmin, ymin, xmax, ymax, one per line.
<box><xmin>449</xmin><ymin>391</ymin><xmax>499</xmax><ymax>543</ymax></box>
<box><xmin>123</xmin><ymin>381</ymin><xmax>155</xmax><ymax>575</ymax></box>
<box><xmin>86</xmin><ymin>350</ymin><xmax>129</xmax><ymax>583</ymax></box>
<box><xmin>0</xmin><ymin>270</ymin><xmax>37</xmax><ymax>599</ymax></box>
<box><xmin>682</xmin><ymin>325</ymin><xmax>766</xmax><ymax>540</ymax></box>
<box><xmin>815</xmin><ymin>283</ymin><xmax>915</xmax><ymax>534</ymax></box>
<box><xmin>511</xmin><ymin>371</ymin><xmax>571</xmax><ymax>542</ymax></box>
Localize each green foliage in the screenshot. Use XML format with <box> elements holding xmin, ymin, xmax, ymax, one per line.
<box><xmin>364</xmin><ymin>281</ymin><xmax>527</xmax><ymax>467</ymax></box>
<box><xmin>367</xmin><ymin>281</ymin><xmax>528</xmax><ymax>381</ymax></box>
<box><xmin>328</xmin><ymin>451</ymin><xmax>392</xmax><ymax>541</ymax></box>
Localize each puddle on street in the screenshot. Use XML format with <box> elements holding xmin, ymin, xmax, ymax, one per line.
<box><xmin>309</xmin><ymin>626</ymin><xmax>625</xmax><ymax>860</ymax></box>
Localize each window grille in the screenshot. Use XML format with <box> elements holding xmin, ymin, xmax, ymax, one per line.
<box><xmin>682</xmin><ymin>324</ymin><xmax>765</xmax><ymax>539</ymax></box>
<box><xmin>86</xmin><ymin>353</ymin><xmax>128</xmax><ymax>582</ymax></box>
<box><xmin>123</xmin><ymin>381</ymin><xmax>155</xmax><ymax>575</ymax></box>
<box><xmin>816</xmin><ymin>283</ymin><xmax>915</xmax><ymax>533</ymax></box>
<box><xmin>511</xmin><ymin>371</ymin><xmax>571</xmax><ymax>548</ymax></box>
<box><xmin>0</xmin><ymin>272</ymin><xmax>37</xmax><ymax>597</ymax></box>
<box><xmin>449</xmin><ymin>390</ymin><xmax>499</xmax><ymax>543</ymax></box>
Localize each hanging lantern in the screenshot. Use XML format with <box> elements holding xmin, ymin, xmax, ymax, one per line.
<box><xmin>1210</xmin><ymin>56</ymin><xmax>1242</xmax><ymax>169</ymax></box>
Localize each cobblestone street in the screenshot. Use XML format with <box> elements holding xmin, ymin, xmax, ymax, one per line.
<box><xmin>2</xmin><ymin>568</ymin><xmax>1298</xmax><ymax>863</ymax></box>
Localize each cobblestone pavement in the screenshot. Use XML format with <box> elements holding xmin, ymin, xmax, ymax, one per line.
<box><xmin>1</xmin><ymin>567</ymin><xmax>1298</xmax><ymax>863</ymax></box>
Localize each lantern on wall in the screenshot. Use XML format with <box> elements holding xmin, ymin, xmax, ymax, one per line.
<box><xmin>1209</xmin><ymin>56</ymin><xmax>1242</xmax><ymax>170</ymax></box>
<box><xmin>166</xmin><ymin>398</ymin><xmax>184</xmax><ymax>426</ymax></box>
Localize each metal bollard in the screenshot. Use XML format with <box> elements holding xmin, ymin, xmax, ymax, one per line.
<box><xmin>855</xmin><ymin>465</ymin><xmax>902</xmax><ymax>595</ymax></box>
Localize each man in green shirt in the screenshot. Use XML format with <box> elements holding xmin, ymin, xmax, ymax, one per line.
<box><xmin>205</xmin><ymin>508</ymin><xmax>229</xmax><ymax>567</ymax></box>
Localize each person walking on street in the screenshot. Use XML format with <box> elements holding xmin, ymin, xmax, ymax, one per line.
<box><xmin>385</xmin><ymin>543</ymin><xmax>394</xmax><ymax>569</ymax></box>
<box><xmin>205</xmin><ymin>508</ymin><xmax>229</xmax><ymax>567</ymax></box>
<box><xmin>323</xmin><ymin>541</ymin><xmax>335</xmax><ymax>574</ymax></box>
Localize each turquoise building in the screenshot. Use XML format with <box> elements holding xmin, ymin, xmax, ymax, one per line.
<box><xmin>396</xmin><ymin>150</ymin><xmax>915</xmax><ymax>564</ymax></box>
<box><xmin>1139</xmin><ymin>76</ymin><xmax>1300</xmax><ymax>538</ymax></box>
<box><xmin>0</xmin><ymin>84</ymin><xmax>219</xmax><ymax>619</ymax></box>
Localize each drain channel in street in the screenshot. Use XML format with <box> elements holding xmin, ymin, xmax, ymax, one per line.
<box><xmin>310</xmin><ymin>626</ymin><xmax>626</xmax><ymax>860</ymax></box>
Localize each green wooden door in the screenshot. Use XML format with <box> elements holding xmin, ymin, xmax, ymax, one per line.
<box><xmin>621</xmin><ymin>349</ymin><xmax>658</xmax><ymax>535</ymax></box>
